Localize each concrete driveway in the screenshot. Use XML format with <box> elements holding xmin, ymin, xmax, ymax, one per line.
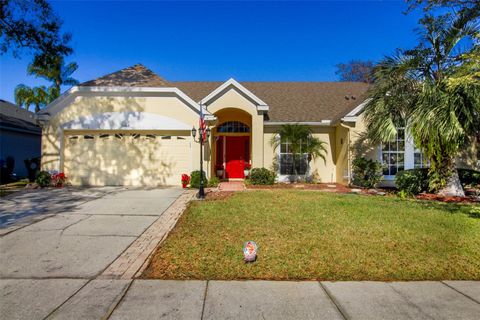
<box><xmin>0</xmin><ymin>187</ymin><xmax>183</xmax><ymax>279</ymax></box>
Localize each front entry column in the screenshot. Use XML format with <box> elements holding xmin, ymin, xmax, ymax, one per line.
<box><xmin>251</xmin><ymin>113</ymin><xmax>264</xmax><ymax>168</ymax></box>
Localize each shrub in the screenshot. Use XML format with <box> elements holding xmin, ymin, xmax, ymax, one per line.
<box><xmin>51</xmin><ymin>172</ymin><xmax>67</xmax><ymax>187</ymax></box>
<box><xmin>250</xmin><ymin>168</ymin><xmax>276</xmax><ymax>185</ymax></box>
<box><xmin>208</xmin><ymin>176</ymin><xmax>220</xmax><ymax>188</ymax></box>
<box><xmin>395</xmin><ymin>169</ymin><xmax>429</xmax><ymax>195</ymax></box>
<box><xmin>35</xmin><ymin>171</ymin><xmax>51</xmax><ymax>187</ymax></box>
<box><xmin>190</xmin><ymin>170</ymin><xmax>207</xmax><ymax>189</ymax></box>
<box><xmin>351</xmin><ymin>157</ymin><xmax>382</xmax><ymax>188</ymax></box>
<box><xmin>458</xmin><ymin>168</ymin><xmax>480</xmax><ymax>188</ymax></box>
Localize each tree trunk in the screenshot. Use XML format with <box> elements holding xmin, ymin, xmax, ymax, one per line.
<box><xmin>291</xmin><ymin>155</ymin><xmax>297</xmax><ymax>183</ymax></box>
<box><xmin>438</xmin><ymin>168</ymin><xmax>465</xmax><ymax>197</ymax></box>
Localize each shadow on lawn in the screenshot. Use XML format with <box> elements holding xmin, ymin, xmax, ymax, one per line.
<box><xmin>413</xmin><ymin>199</ymin><xmax>480</xmax><ymax>218</ymax></box>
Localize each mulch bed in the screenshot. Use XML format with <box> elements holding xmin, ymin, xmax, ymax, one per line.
<box><xmin>213</xmin><ymin>183</ymin><xmax>479</xmax><ymax>203</ymax></box>
<box><xmin>205</xmin><ymin>190</ymin><xmax>235</xmax><ymax>201</ymax></box>
<box><xmin>415</xmin><ymin>193</ymin><xmax>479</xmax><ymax>204</ymax></box>
<box><xmin>247</xmin><ymin>183</ymin><xmax>353</xmax><ymax>193</ymax></box>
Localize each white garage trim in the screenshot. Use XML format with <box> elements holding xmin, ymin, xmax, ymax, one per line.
<box><xmin>60</xmin><ymin>112</ymin><xmax>191</xmax><ymax>130</ymax></box>
<box><xmin>37</xmin><ymin>86</ymin><xmax>214</xmax><ymax>120</ymax></box>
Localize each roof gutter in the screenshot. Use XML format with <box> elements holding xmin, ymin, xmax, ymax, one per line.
<box><xmin>264</xmin><ymin>120</ymin><xmax>332</xmax><ymax>126</ymax></box>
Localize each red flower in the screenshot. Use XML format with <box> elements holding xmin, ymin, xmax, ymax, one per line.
<box><xmin>51</xmin><ymin>172</ymin><xmax>67</xmax><ymax>187</ymax></box>
<box><xmin>181</xmin><ymin>174</ymin><xmax>190</xmax><ymax>184</ymax></box>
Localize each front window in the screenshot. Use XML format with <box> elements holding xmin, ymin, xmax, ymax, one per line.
<box><xmin>279</xmin><ymin>139</ymin><xmax>308</xmax><ymax>175</ymax></box>
<box><xmin>381</xmin><ymin>128</ymin><xmax>405</xmax><ymax>176</ymax></box>
<box><xmin>414</xmin><ymin>147</ymin><xmax>430</xmax><ymax>168</ymax></box>
<box><xmin>217</xmin><ymin>121</ymin><xmax>250</xmax><ymax>133</ymax></box>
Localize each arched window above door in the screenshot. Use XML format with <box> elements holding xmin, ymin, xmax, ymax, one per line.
<box><xmin>217</xmin><ymin>121</ymin><xmax>250</xmax><ymax>133</ymax></box>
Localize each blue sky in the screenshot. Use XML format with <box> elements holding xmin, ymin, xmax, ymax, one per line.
<box><xmin>0</xmin><ymin>1</ymin><xmax>422</xmax><ymax>103</ymax></box>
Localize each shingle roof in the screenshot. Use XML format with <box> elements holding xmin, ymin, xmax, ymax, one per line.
<box><xmin>80</xmin><ymin>64</ymin><xmax>171</xmax><ymax>87</ymax></box>
<box><xmin>0</xmin><ymin>100</ymin><xmax>41</xmax><ymax>134</ymax></box>
<box><xmin>0</xmin><ymin>113</ymin><xmax>41</xmax><ymax>134</ymax></box>
<box><xmin>174</xmin><ymin>81</ymin><xmax>369</xmax><ymax>122</ymax></box>
<box><xmin>79</xmin><ymin>65</ymin><xmax>370</xmax><ymax>122</ymax></box>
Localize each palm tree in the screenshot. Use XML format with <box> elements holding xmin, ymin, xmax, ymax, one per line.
<box><xmin>270</xmin><ymin>124</ymin><xmax>327</xmax><ymax>181</ymax></box>
<box><xmin>14</xmin><ymin>84</ymin><xmax>51</xmax><ymax>112</ymax></box>
<box><xmin>27</xmin><ymin>54</ymin><xmax>78</xmax><ymax>99</ymax></box>
<box><xmin>364</xmin><ymin>12</ymin><xmax>480</xmax><ymax>196</ymax></box>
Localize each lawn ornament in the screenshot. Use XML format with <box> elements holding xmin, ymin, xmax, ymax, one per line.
<box><xmin>243</xmin><ymin>241</ymin><xmax>257</xmax><ymax>262</ymax></box>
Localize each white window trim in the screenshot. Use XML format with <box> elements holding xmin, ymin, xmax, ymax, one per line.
<box><xmin>378</xmin><ymin>130</ymin><xmax>416</xmax><ymax>181</ymax></box>
<box><xmin>276</xmin><ymin>137</ymin><xmax>310</xmax><ymax>181</ymax></box>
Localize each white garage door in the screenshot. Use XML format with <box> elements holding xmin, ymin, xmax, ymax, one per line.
<box><xmin>64</xmin><ymin>133</ymin><xmax>191</xmax><ymax>186</ymax></box>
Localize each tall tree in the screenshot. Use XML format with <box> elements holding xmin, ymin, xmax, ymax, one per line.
<box><xmin>407</xmin><ymin>0</ymin><xmax>480</xmax><ymax>14</ymax></box>
<box><xmin>335</xmin><ymin>60</ymin><xmax>375</xmax><ymax>83</ymax></box>
<box><xmin>364</xmin><ymin>12</ymin><xmax>479</xmax><ymax>196</ymax></box>
<box><xmin>14</xmin><ymin>84</ymin><xmax>54</xmax><ymax>112</ymax></box>
<box><xmin>270</xmin><ymin>124</ymin><xmax>327</xmax><ymax>181</ymax></box>
<box><xmin>27</xmin><ymin>55</ymin><xmax>78</xmax><ymax>98</ymax></box>
<box><xmin>0</xmin><ymin>0</ymin><xmax>72</xmax><ymax>58</ymax></box>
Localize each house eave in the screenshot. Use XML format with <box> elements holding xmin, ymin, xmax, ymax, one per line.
<box><xmin>264</xmin><ymin>120</ymin><xmax>332</xmax><ymax>126</ymax></box>
<box><xmin>37</xmin><ymin>86</ymin><xmax>211</xmax><ymax>122</ymax></box>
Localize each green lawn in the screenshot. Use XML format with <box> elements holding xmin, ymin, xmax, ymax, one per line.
<box><xmin>142</xmin><ymin>190</ymin><xmax>480</xmax><ymax>281</ymax></box>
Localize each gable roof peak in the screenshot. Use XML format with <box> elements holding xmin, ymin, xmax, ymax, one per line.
<box><xmin>80</xmin><ymin>64</ymin><xmax>171</xmax><ymax>87</ymax></box>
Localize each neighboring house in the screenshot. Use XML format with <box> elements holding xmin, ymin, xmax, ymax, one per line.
<box><xmin>0</xmin><ymin>100</ymin><xmax>42</xmax><ymax>179</ymax></box>
<box><xmin>36</xmin><ymin>64</ymin><xmax>477</xmax><ymax>187</ymax></box>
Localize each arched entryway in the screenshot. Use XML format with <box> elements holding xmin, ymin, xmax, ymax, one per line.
<box><xmin>212</xmin><ymin>108</ymin><xmax>252</xmax><ymax>180</ymax></box>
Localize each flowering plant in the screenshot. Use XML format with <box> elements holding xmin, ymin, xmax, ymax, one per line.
<box><xmin>244</xmin><ymin>163</ymin><xmax>251</xmax><ymax>170</ymax></box>
<box><xmin>181</xmin><ymin>174</ymin><xmax>190</xmax><ymax>185</ymax></box>
<box><xmin>51</xmin><ymin>172</ymin><xmax>67</xmax><ymax>187</ymax></box>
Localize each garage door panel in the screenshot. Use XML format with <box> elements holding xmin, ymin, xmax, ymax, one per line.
<box><xmin>64</xmin><ymin>133</ymin><xmax>191</xmax><ymax>186</ymax></box>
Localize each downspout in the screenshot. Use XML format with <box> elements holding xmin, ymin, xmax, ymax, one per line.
<box><xmin>339</xmin><ymin>122</ymin><xmax>352</xmax><ymax>185</ymax></box>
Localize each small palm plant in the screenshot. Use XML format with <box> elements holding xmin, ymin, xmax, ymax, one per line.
<box><xmin>270</xmin><ymin>124</ymin><xmax>327</xmax><ymax>182</ymax></box>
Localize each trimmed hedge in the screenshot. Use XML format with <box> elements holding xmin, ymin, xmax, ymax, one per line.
<box><xmin>351</xmin><ymin>157</ymin><xmax>383</xmax><ymax>188</ymax></box>
<box><xmin>395</xmin><ymin>168</ymin><xmax>480</xmax><ymax>195</ymax></box>
<box><xmin>35</xmin><ymin>171</ymin><xmax>51</xmax><ymax>188</ymax></box>
<box><xmin>208</xmin><ymin>176</ymin><xmax>220</xmax><ymax>188</ymax></box>
<box><xmin>395</xmin><ymin>169</ymin><xmax>429</xmax><ymax>195</ymax></box>
<box><xmin>250</xmin><ymin>168</ymin><xmax>276</xmax><ymax>185</ymax></box>
<box><xmin>458</xmin><ymin>168</ymin><xmax>480</xmax><ymax>187</ymax></box>
<box><xmin>190</xmin><ymin>170</ymin><xmax>207</xmax><ymax>189</ymax></box>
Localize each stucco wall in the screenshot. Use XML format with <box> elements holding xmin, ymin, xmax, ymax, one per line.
<box><xmin>263</xmin><ymin>126</ymin><xmax>337</xmax><ymax>183</ymax></box>
<box><xmin>205</xmin><ymin>87</ymin><xmax>265</xmax><ymax>169</ymax></box>
<box><xmin>41</xmin><ymin>93</ymin><xmax>208</xmax><ymax>185</ymax></box>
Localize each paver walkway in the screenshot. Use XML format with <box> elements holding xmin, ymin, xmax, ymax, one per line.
<box><xmin>218</xmin><ymin>181</ymin><xmax>245</xmax><ymax>191</ymax></box>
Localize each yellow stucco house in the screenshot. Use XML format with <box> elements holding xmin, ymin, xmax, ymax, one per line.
<box><xmin>37</xmin><ymin>64</ymin><xmax>447</xmax><ymax>187</ymax></box>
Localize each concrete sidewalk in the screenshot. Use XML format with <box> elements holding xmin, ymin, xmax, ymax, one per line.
<box><xmin>1</xmin><ymin>279</ymin><xmax>479</xmax><ymax>319</ymax></box>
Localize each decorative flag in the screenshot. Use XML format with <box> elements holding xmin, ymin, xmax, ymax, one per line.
<box><xmin>199</xmin><ymin>105</ymin><xmax>206</xmax><ymax>142</ymax></box>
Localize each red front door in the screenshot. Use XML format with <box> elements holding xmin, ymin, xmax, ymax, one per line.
<box><xmin>225</xmin><ymin>136</ymin><xmax>249</xmax><ymax>179</ymax></box>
